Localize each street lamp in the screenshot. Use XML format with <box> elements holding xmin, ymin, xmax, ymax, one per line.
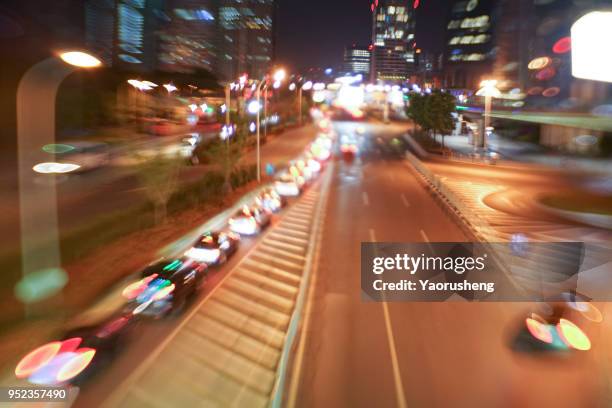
<box><xmin>476</xmin><ymin>79</ymin><xmax>501</xmax><ymax>149</ymax></box>
<box><xmin>16</xmin><ymin>51</ymin><xmax>101</xmax><ymax>310</ymax></box>
<box><xmin>255</xmin><ymin>68</ymin><xmax>286</xmax><ymax>182</ymax></box>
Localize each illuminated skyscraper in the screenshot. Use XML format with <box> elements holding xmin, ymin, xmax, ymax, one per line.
<box><xmin>115</xmin><ymin>0</ymin><xmax>164</xmax><ymax>71</ymax></box>
<box><xmin>85</xmin><ymin>0</ymin><xmax>116</xmax><ymax>67</ymax></box>
<box><xmin>343</xmin><ymin>45</ymin><xmax>371</xmax><ymax>76</ymax></box>
<box><xmin>218</xmin><ymin>0</ymin><xmax>275</xmax><ymax>81</ymax></box>
<box><xmin>371</xmin><ymin>0</ymin><xmax>416</xmax><ymax>82</ymax></box>
<box><xmin>442</xmin><ymin>0</ymin><xmax>496</xmax><ymax>90</ymax></box>
<box><xmin>158</xmin><ymin>0</ymin><xmax>217</xmax><ymax>73</ymax></box>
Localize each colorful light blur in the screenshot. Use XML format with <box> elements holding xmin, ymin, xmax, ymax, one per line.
<box><xmin>536</xmin><ymin>67</ymin><xmax>557</xmax><ymax>81</ymax></box>
<box><xmin>525</xmin><ymin>317</ymin><xmax>553</xmax><ymax>344</ymax></box>
<box><xmin>15</xmin><ymin>342</ymin><xmax>62</xmax><ymax>379</ymax></box>
<box><xmin>55</xmin><ymin>349</ymin><xmax>96</xmax><ymax>382</ymax></box>
<box><xmin>552</xmin><ymin>37</ymin><xmax>571</xmax><ymax>54</ymax></box>
<box><xmin>528</xmin><ymin>57</ymin><xmax>551</xmax><ymax>70</ymax></box>
<box><xmin>542</xmin><ymin>87</ymin><xmax>560</xmax><ymax>97</ymax></box>
<box><xmin>557</xmin><ymin>319</ymin><xmax>591</xmax><ymax>351</ymax></box>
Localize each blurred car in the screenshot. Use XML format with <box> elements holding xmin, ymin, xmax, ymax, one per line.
<box><xmin>54</xmin><ymin>141</ymin><xmax>110</xmax><ymax>173</ymax></box>
<box><xmin>255</xmin><ymin>188</ymin><xmax>287</xmax><ymax>213</ymax></box>
<box><xmin>127</xmin><ymin>257</ymin><xmax>208</xmax><ymax>317</ymax></box>
<box><xmin>275</xmin><ymin>172</ymin><xmax>304</xmax><ymax>197</ymax></box>
<box><xmin>15</xmin><ymin>313</ymin><xmax>137</xmax><ymax>386</ymax></box>
<box><xmin>228</xmin><ymin>205</ymin><xmax>271</xmax><ymax>235</ymax></box>
<box><xmin>184</xmin><ymin>231</ymin><xmax>240</xmax><ymax>265</ymax></box>
<box><xmin>470</xmin><ymin>148</ymin><xmax>500</xmax><ymax>164</ymax></box>
<box><xmin>290</xmin><ymin>161</ymin><xmax>314</xmax><ymax>182</ymax></box>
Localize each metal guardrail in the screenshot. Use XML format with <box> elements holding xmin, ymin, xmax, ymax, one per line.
<box><xmin>404</xmin><ymin>152</ymin><xmax>528</xmax><ymax>294</ymax></box>
<box><xmin>405</xmin><ymin>151</ymin><xmax>498</xmax><ymax>241</ymax></box>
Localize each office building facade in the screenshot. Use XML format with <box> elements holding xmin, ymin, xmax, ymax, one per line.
<box><xmin>443</xmin><ymin>0</ymin><xmax>496</xmax><ymax>90</ymax></box>
<box><xmin>372</xmin><ymin>0</ymin><xmax>416</xmax><ymax>82</ymax></box>
<box><xmin>158</xmin><ymin>0</ymin><xmax>217</xmax><ymax>73</ymax></box>
<box><xmin>217</xmin><ymin>0</ymin><xmax>275</xmax><ymax>81</ymax></box>
<box><xmin>343</xmin><ymin>45</ymin><xmax>371</xmax><ymax>76</ymax></box>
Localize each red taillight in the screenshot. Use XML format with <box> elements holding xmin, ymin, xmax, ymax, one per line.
<box><xmin>15</xmin><ymin>342</ymin><xmax>62</xmax><ymax>379</ymax></box>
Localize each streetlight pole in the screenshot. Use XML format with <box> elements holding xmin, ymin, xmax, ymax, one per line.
<box><xmin>298</xmin><ymin>85</ymin><xmax>303</xmax><ymax>126</ymax></box>
<box><xmin>476</xmin><ymin>79</ymin><xmax>501</xmax><ymax>150</ymax></box>
<box><xmin>255</xmin><ymin>68</ymin><xmax>286</xmax><ymax>183</ymax></box>
<box><xmin>256</xmin><ymin>80</ymin><xmax>264</xmax><ymax>183</ymax></box>
<box><xmin>264</xmin><ymin>86</ymin><xmax>268</xmax><ymax>140</ymax></box>
<box><xmin>483</xmin><ymin>94</ymin><xmax>492</xmax><ymax>149</ymax></box>
<box><xmin>16</xmin><ymin>52</ymin><xmax>101</xmax><ymax>312</ymax></box>
<box><xmin>225</xmin><ymin>83</ymin><xmax>231</xmax><ymax>127</ymax></box>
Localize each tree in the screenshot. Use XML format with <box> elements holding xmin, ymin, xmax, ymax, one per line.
<box><xmin>406</xmin><ymin>92</ymin><xmax>428</xmax><ymax>134</ymax></box>
<box><xmin>134</xmin><ymin>152</ymin><xmax>185</xmax><ymax>224</ymax></box>
<box><xmin>424</xmin><ymin>91</ymin><xmax>456</xmax><ymax>148</ymax></box>
<box><xmin>204</xmin><ymin>134</ymin><xmax>246</xmax><ymax>193</ymax></box>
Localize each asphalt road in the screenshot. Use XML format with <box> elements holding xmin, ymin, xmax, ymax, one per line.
<box><xmin>293</xmin><ymin>121</ymin><xmax>606</xmax><ymax>408</ymax></box>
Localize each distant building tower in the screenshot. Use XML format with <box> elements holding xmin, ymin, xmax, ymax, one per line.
<box><xmin>217</xmin><ymin>0</ymin><xmax>275</xmax><ymax>81</ymax></box>
<box><xmin>158</xmin><ymin>0</ymin><xmax>217</xmax><ymax>73</ymax></box>
<box><xmin>115</xmin><ymin>0</ymin><xmax>164</xmax><ymax>71</ymax></box>
<box><xmin>343</xmin><ymin>45</ymin><xmax>371</xmax><ymax>76</ymax></box>
<box><xmin>85</xmin><ymin>0</ymin><xmax>116</xmax><ymax>67</ymax></box>
<box><xmin>443</xmin><ymin>0</ymin><xmax>496</xmax><ymax>90</ymax></box>
<box><xmin>371</xmin><ymin>0</ymin><xmax>416</xmax><ymax>82</ymax></box>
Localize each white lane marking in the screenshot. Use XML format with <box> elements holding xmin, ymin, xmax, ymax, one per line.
<box><xmin>382</xmin><ymin>302</ymin><xmax>408</xmax><ymax>408</ymax></box>
<box><xmin>400</xmin><ymin>194</ymin><xmax>410</xmax><ymax>208</ymax></box>
<box><xmin>369</xmin><ymin>228</ymin><xmax>377</xmax><ymax>242</ymax></box>
<box><xmin>362</xmin><ymin>191</ymin><xmax>370</xmax><ymax>206</ymax></box>
<box><xmin>420</xmin><ymin>229</ymin><xmax>435</xmax><ymax>253</ymax></box>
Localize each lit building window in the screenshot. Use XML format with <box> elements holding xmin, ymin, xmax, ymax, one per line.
<box><xmin>460</xmin><ymin>15</ymin><xmax>489</xmax><ymax>29</ymax></box>
<box><xmin>447</xmin><ymin>20</ymin><xmax>460</xmax><ymax>29</ymax></box>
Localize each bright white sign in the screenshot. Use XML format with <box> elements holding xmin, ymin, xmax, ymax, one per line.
<box><xmin>572</xmin><ymin>11</ymin><xmax>612</xmax><ymax>83</ymax></box>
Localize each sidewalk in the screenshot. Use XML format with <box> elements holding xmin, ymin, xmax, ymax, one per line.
<box><xmin>432</xmin><ymin>132</ymin><xmax>612</xmax><ymax>174</ymax></box>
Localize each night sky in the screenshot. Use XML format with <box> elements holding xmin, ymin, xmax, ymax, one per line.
<box><xmin>275</xmin><ymin>0</ymin><xmax>449</xmax><ymax>72</ymax></box>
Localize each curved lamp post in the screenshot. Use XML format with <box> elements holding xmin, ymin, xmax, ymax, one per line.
<box><xmin>16</xmin><ymin>51</ymin><xmax>101</xmax><ymax>311</ymax></box>
<box><xmin>475</xmin><ymin>79</ymin><xmax>501</xmax><ymax>149</ymax></box>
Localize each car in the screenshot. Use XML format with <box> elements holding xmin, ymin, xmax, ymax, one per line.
<box><xmin>289</xmin><ymin>161</ymin><xmax>314</xmax><ymax>182</ymax></box>
<box><xmin>228</xmin><ymin>205</ymin><xmax>272</xmax><ymax>235</ymax></box>
<box><xmin>184</xmin><ymin>231</ymin><xmax>240</xmax><ymax>265</ymax></box>
<box><xmin>126</xmin><ymin>257</ymin><xmax>208</xmax><ymax>317</ymax></box>
<box><xmin>255</xmin><ymin>188</ymin><xmax>287</xmax><ymax>213</ymax></box>
<box><xmin>14</xmin><ymin>313</ymin><xmax>138</xmax><ymax>386</ymax></box>
<box><xmin>470</xmin><ymin>148</ymin><xmax>500</xmax><ymax>164</ymax></box>
<box><xmin>275</xmin><ymin>172</ymin><xmax>304</xmax><ymax>197</ymax></box>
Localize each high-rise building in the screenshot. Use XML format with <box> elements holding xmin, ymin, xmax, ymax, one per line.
<box><xmin>343</xmin><ymin>45</ymin><xmax>371</xmax><ymax>76</ymax></box>
<box><xmin>217</xmin><ymin>0</ymin><xmax>275</xmax><ymax>81</ymax></box>
<box><xmin>443</xmin><ymin>0</ymin><xmax>496</xmax><ymax>90</ymax></box>
<box><xmin>85</xmin><ymin>0</ymin><xmax>116</xmax><ymax>67</ymax></box>
<box><xmin>372</xmin><ymin>0</ymin><xmax>416</xmax><ymax>82</ymax></box>
<box><xmin>158</xmin><ymin>0</ymin><xmax>217</xmax><ymax>73</ymax></box>
<box><xmin>114</xmin><ymin>0</ymin><xmax>165</xmax><ymax>71</ymax></box>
